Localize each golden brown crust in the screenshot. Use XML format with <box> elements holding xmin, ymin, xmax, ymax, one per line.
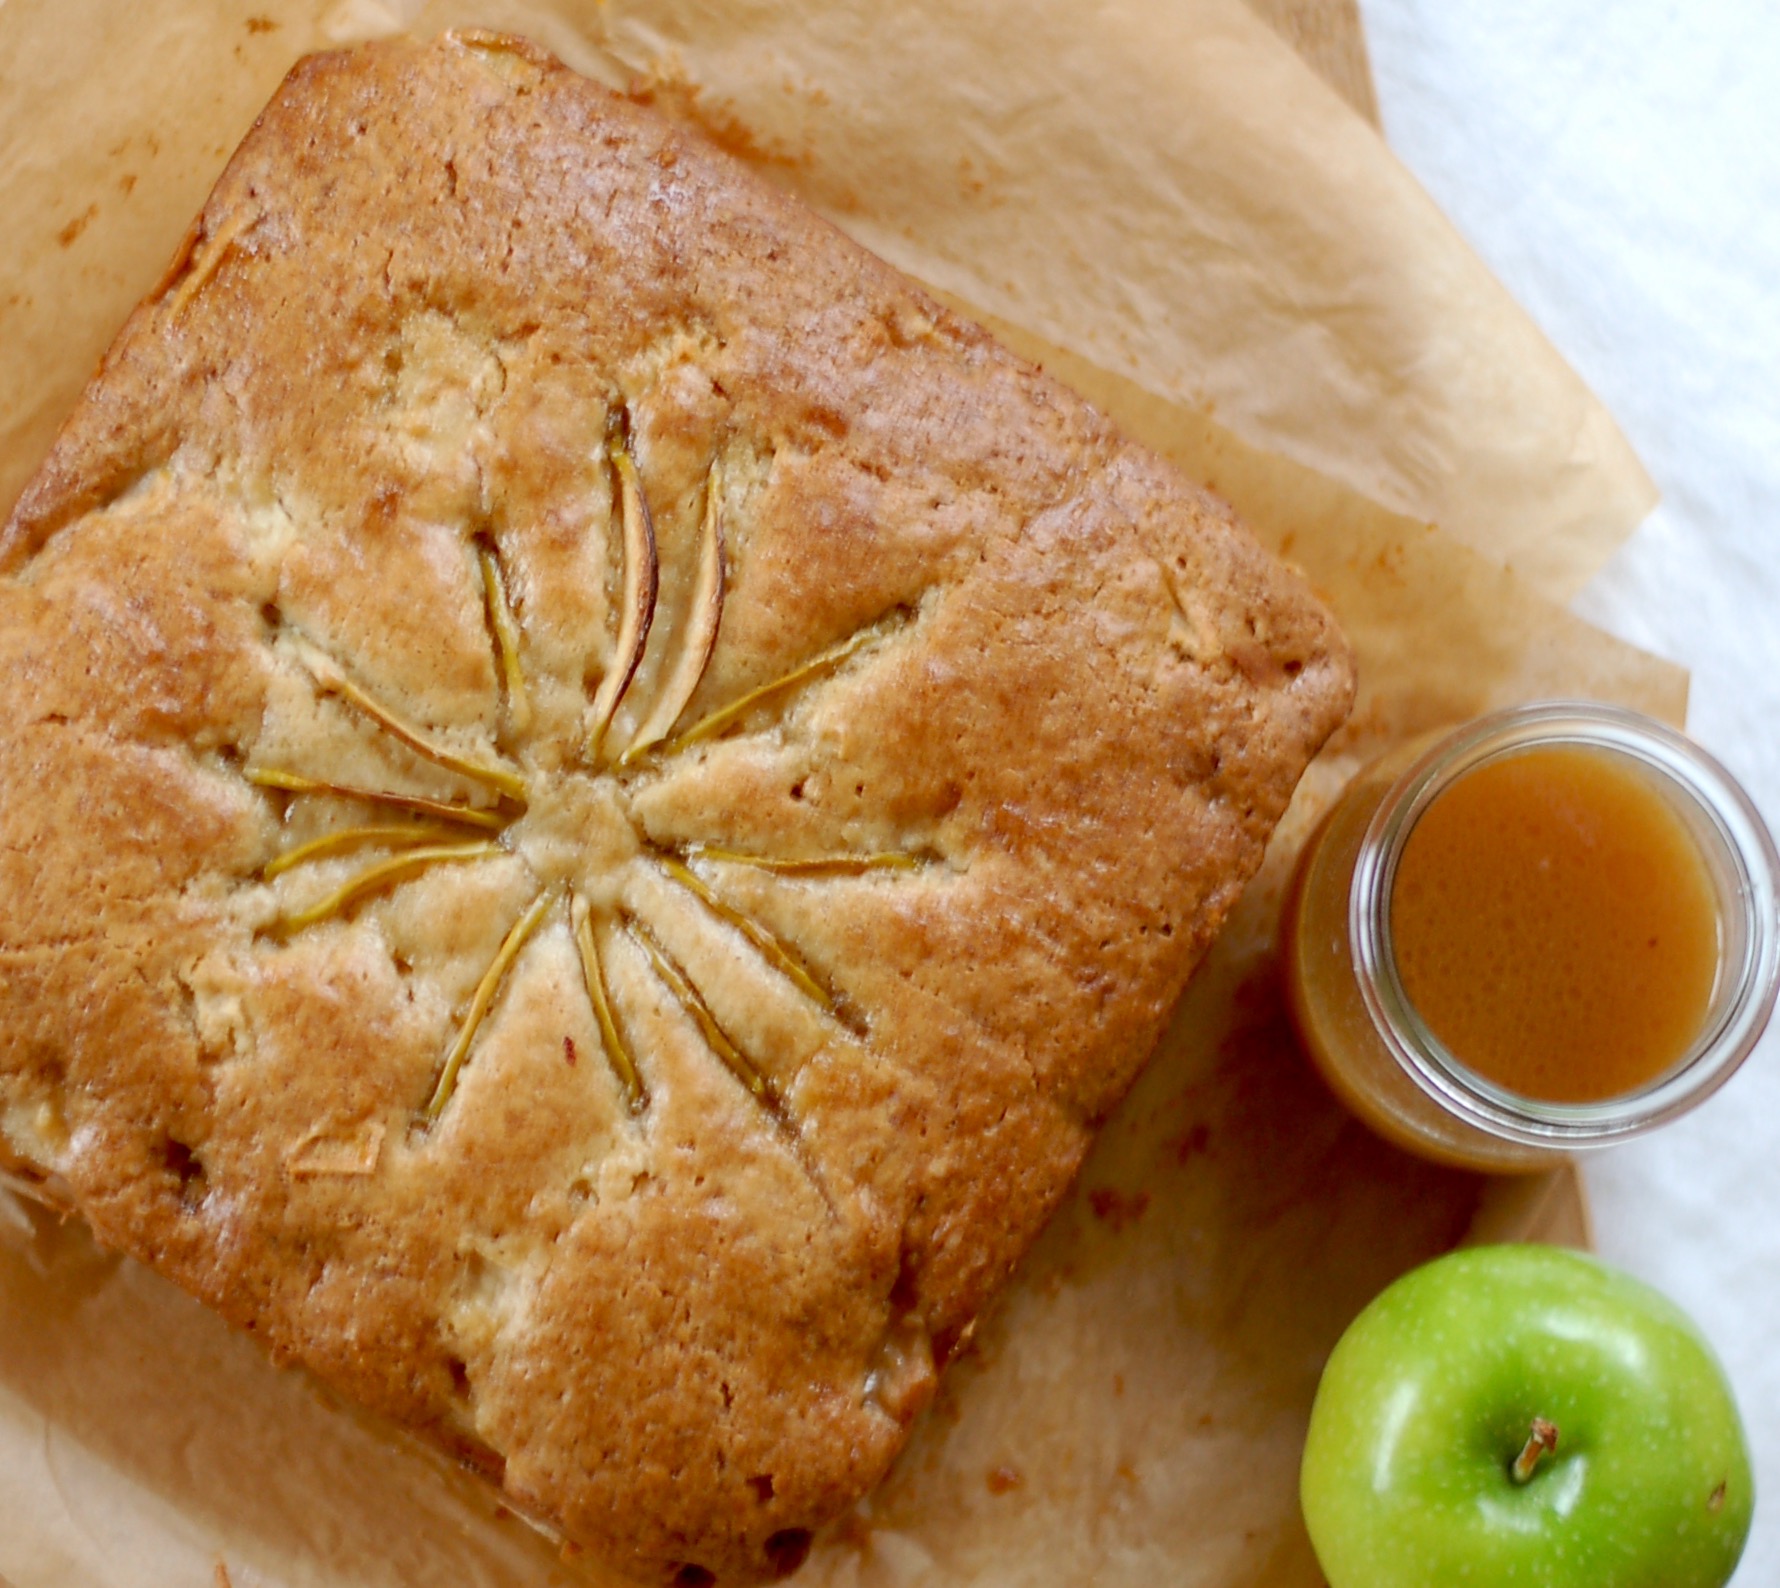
<box><xmin>0</xmin><ymin>31</ymin><xmax>1352</xmax><ymax>1583</ymax></box>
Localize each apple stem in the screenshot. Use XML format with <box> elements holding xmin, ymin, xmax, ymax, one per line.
<box><xmin>1510</xmin><ymin>1417</ymin><xmax>1560</xmax><ymax>1484</ymax></box>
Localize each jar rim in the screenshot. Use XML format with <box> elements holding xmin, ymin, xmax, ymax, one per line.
<box><xmin>1348</xmin><ymin>701</ymin><xmax>1780</xmax><ymax>1149</ymax></box>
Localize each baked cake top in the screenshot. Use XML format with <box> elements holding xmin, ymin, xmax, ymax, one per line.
<box><xmin>0</xmin><ymin>30</ymin><xmax>1352</xmax><ymax>1584</ymax></box>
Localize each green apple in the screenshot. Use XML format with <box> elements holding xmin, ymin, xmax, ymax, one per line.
<box><xmin>1301</xmin><ymin>1244</ymin><xmax>1752</xmax><ymax>1588</ymax></box>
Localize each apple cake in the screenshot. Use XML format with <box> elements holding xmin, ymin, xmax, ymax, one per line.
<box><xmin>0</xmin><ymin>30</ymin><xmax>1353</xmax><ymax>1585</ymax></box>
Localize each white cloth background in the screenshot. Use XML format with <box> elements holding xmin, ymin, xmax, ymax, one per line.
<box><xmin>1361</xmin><ymin>4</ymin><xmax>1780</xmax><ymax>1581</ymax></box>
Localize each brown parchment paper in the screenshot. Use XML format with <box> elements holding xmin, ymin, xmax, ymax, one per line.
<box><xmin>0</xmin><ymin>0</ymin><xmax>1652</xmax><ymax>600</ymax></box>
<box><xmin>1247</xmin><ymin>0</ymin><xmax>1381</xmax><ymax>125</ymax></box>
<box><xmin>0</xmin><ymin>3</ymin><xmax>1685</xmax><ymax>1586</ymax></box>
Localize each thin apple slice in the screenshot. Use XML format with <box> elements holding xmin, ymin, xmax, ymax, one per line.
<box><xmin>421</xmin><ymin>887</ymin><xmax>555</xmax><ymax>1125</ymax></box>
<box><xmin>274</xmin><ymin>841</ymin><xmax>499</xmax><ymax>935</ymax></box>
<box><xmin>586</xmin><ymin>421</ymin><xmax>659</xmax><ymax>762</ymax></box>
<box><xmin>477</xmin><ymin>542</ymin><xmax>533</xmax><ymax>736</ymax></box>
<box><xmin>685</xmin><ymin>845</ymin><xmax>923</xmax><ymax>877</ymax></box>
<box><xmin>657</xmin><ymin>610</ymin><xmax>908</xmax><ymax>759</ymax></box>
<box><xmin>658</xmin><ymin>854</ymin><xmax>832</xmax><ymax>1012</ymax></box>
<box><xmin>628</xmin><ymin>913</ymin><xmax>832</xmax><ymax>1212</ymax></box>
<box><xmin>262</xmin><ymin>821</ymin><xmax>470</xmax><ymax>879</ymax></box>
<box><xmin>162</xmin><ymin>206</ymin><xmax>259</xmax><ymax>323</ymax></box>
<box><xmin>571</xmin><ymin>890</ymin><xmax>647</xmax><ymax>1115</ymax></box>
<box><xmin>628</xmin><ymin>916</ymin><xmax>772</xmax><ymax>1106</ymax></box>
<box><xmin>294</xmin><ymin>639</ymin><xmax>528</xmax><ymax>805</ymax></box>
<box><xmin>619</xmin><ymin>464</ymin><xmax>727</xmax><ymax>767</ymax></box>
<box><xmin>245</xmin><ymin>767</ymin><xmax>507</xmax><ymax>830</ymax></box>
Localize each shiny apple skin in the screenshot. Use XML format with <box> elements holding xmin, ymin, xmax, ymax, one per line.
<box><xmin>1301</xmin><ymin>1245</ymin><xmax>1753</xmax><ymax>1588</ymax></box>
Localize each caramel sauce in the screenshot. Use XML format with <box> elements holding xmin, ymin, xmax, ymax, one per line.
<box><xmin>1389</xmin><ymin>745</ymin><xmax>1721</xmax><ymax>1103</ymax></box>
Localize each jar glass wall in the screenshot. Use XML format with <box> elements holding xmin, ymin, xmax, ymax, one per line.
<box><xmin>1283</xmin><ymin>703</ymin><xmax>1780</xmax><ymax>1173</ymax></box>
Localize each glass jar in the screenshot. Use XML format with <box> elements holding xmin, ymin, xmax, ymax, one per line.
<box><xmin>1282</xmin><ymin>702</ymin><xmax>1780</xmax><ymax>1172</ymax></box>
